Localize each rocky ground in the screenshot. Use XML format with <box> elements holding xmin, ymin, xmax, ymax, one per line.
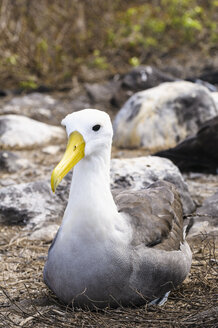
<box><xmin>0</xmin><ymin>70</ymin><xmax>218</xmax><ymax>327</ymax></box>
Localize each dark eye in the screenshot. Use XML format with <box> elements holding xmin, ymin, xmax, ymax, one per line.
<box><xmin>92</xmin><ymin>124</ymin><xmax>101</xmax><ymax>132</ymax></box>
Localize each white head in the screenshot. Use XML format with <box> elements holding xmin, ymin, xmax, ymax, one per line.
<box><xmin>61</xmin><ymin>109</ymin><xmax>113</xmax><ymax>157</ymax></box>
<box><xmin>51</xmin><ymin>109</ymin><xmax>113</xmax><ymax>191</ymax></box>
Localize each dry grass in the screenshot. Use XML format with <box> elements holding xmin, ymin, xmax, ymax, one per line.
<box><xmin>0</xmin><ymin>225</ymin><xmax>217</xmax><ymax>328</ymax></box>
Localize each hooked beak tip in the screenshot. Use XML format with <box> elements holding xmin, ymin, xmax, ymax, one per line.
<box><xmin>50</xmin><ymin>131</ymin><xmax>85</xmax><ymax>193</ymax></box>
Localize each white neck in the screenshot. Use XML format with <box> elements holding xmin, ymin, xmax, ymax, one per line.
<box><xmin>61</xmin><ymin>145</ymin><xmax>127</xmax><ymax>242</ymax></box>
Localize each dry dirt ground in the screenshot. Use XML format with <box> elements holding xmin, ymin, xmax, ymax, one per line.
<box><xmin>0</xmin><ymin>145</ymin><xmax>217</xmax><ymax>328</ymax></box>
<box><xmin>0</xmin><ymin>227</ymin><xmax>217</xmax><ymax>328</ymax></box>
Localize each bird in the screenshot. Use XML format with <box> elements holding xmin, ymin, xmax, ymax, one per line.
<box><xmin>43</xmin><ymin>108</ymin><xmax>192</xmax><ymax>309</ymax></box>
<box><xmin>154</xmin><ymin>116</ymin><xmax>218</xmax><ymax>174</ymax></box>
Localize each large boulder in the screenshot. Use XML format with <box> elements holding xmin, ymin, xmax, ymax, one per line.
<box><xmin>0</xmin><ymin>115</ymin><xmax>65</xmax><ymax>150</ymax></box>
<box><xmin>0</xmin><ymin>156</ymin><xmax>195</xmax><ymax>242</ymax></box>
<box><xmin>110</xmin><ymin>156</ymin><xmax>195</xmax><ymax>215</ymax></box>
<box><xmin>113</xmin><ymin>81</ymin><xmax>218</xmax><ymax>152</ymax></box>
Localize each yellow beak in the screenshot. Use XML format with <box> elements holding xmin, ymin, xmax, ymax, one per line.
<box><xmin>51</xmin><ymin>131</ymin><xmax>85</xmax><ymax>192</ymax></box>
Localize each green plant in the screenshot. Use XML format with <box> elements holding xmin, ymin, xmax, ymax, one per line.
<box><xmin>90</xmin><ymin>50</ymin><xmax>109</xmax><ymax>70</ymax></box>
<box><xmin>19</xmin><ymin>79</ymin><xmax>38</xmax><ymax>90</ymax></box>
<box><xmin>0</xmin><ymin>0</ymin><xmax>217</xmax><ymax>88</ymax></box>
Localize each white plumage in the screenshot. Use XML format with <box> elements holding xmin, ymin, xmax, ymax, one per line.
<box><xmin>44</xmin><ymin>109</ymin><xmax>192</xmax><ymax>308</ymax></box>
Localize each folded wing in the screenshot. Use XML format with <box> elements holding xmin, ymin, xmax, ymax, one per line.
<box><xmin>114</xmin><ymin>180</ymin><xmax>184</xmax><ymax>251</ymax></box>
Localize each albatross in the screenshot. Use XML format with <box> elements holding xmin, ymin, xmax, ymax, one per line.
<box><xmin>44</xmin><ymin>109</ymin><xmax>192</xmax><ymax>308</ymax></box>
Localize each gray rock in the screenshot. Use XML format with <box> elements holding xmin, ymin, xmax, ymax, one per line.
<box><xmin>1</xmin><ymin>93</ymin><xmax>56</xmax><ymax>121</ymax></box>
<box><xmin>192</xmin><ymin>79</ymin><xmax>217</xmax><ymax>92</ymax></box>
<box><xmin>0</xmin><ymin>178</ymin><xmax>15</xmax><ymax>187</ymax></box>
<box><xmin>70</xmin><ymin>94</ymin><xmax>92</xmax><ymax>112</ymax></box>
<box><xmin>0</xmin><ymin>180</ymin><xmax>66</xmax><ymax>226</ymax></box>
<box><xmin>5</xmin><ymin>92</ymin><xmax>56</xmax><ymax>108</ymax></box>
<box><xmin>0</xmin><ymin>156</ymin><xmax>195</xmax><ymax>237</ymax></box>
<box><xmin>113</xmin><ymin>81</ymin><xmax>218</xmax><ymax>151</ymax></box>
<box><xmin>121</xmin><ymin>66</ymin><xmax>176</xmax><ymax>91</ymax></box>
<box><xmin>187</xmin><ymin>191</ymin><xmax>218</xmax><ymax>238</ymax></box>
<box><xmin>0</xmin><ymin>92</ymin><xmax>74</xmax><ymax>125</ymax></box>
<box><xmin>111</xmin><ymin>66</ymin><xmax>177</xmax><ymax>107</ymax></box>
<box><xmin>211</xmin><ymin>92</ymin><xmax>218</xmax><ymax>109</ymax></box>
<box><xmin>188</xmin><ymin>218</ymin><xmax>218</xmax><ymax>238</ymax></box>
<box><xmin>188</xmin><ymin>217</ymin><xmax>218</xmax><ymax>238</ymax></box>
<box><xmin>42</xmin><ymin>145</ymin><xmax>61</xmax><ymax>155</ymax></box>
<box><xmin>85</xmin><ymin>81</ymin><xmax>119</xmax><ymax>104</ymax></box>
<box><xmin>30</xmin><ymin>224</ymin><xmax>59</xmax><ymax>241</ymax></box>
<box><xmin>0</xmin><ymin>115</ymin><xmax>66</xmax><ymax>150</ymax></box>
<box><xmin>110</xmin><ymin>156</ymin><xmax>195</xmax><ymax>215</ymax></box>
<box><xmin>197</xmin><ymin>191</ymin><xmax>218</xmax><ymax>218</ymax></box>
<box><xmin>0</xmin><ymin>151</ymin><xmax>30</xmax><ymax>173</ymax></box>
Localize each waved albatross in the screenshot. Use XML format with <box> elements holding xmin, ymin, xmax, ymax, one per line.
<box><xmin>44</xmin><ymin>109</ymin><xmax>192</xmax><ymax>308</ymax></box>
<box><xmin>155</xmin><ymin>116</ymin><xmax>218</xmax><ymax>174</ymax></box>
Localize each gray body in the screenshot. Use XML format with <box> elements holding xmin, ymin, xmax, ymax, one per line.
<box><xmin>44</xmin><ymin>180</ymin><xmax>192</xmax><ymax>308</ymax></box>
<box><xmin>44</xmin><ymin>109</ymin><xmax>192</xmax><ymax>308</ymax></box>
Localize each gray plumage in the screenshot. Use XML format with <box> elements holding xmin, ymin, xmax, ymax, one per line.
<box><xmin>43</xmin><ymin>109</ymin><xmax>192</xmax><ymax>308</ymax></box>
<box><xmin>44</xmin><ymin>180</ymin><xmax>191</xmax><ymax>308</ymax></box>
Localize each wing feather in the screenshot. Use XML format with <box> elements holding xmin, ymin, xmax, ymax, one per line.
<box><xmin>113</xmin><ymin>180</ymin><xmax>183</xmax><ymax>251</ymax></box>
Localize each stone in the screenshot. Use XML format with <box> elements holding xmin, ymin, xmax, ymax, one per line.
<box><xmin>211</xmin><ymin>92</ymin><xmax>218</xmax><ymax>109</ymax></box>
<box><xmin>1</xmin><ymin>93</ymin><xmax>56</xmax><ymax>119</ymax></box>
<box><xmin>186</xmin><ymin>188</ymin><xmax>218</xmax><ymax>238</ymax></box>
<box><xmin>85</xmin><ymin>81</ymin><xmax>119</xmax><ymax>104</ymax></box>
<box><xmin>30</xmin><ymin>224</ymin><xmax>59</xmax><ymax>241</ymax></box>
<box><xmin>187</xmin><ymin>220</ymin><xmax>216</xmax><ymax>238</ymax></box>
<box><xmin>197</xmin><ymin>191</ymin><xmax>218</xmax><ymax>218</ymax></box>
<box><xmin>0</xmin><ymin>180</ymin><xmax>66</xmax><ymax>227</ymax></box>
<box><xmin>0</xmin><ymin>156</ymin><xmax>195</xmax><ymax>235</ymax></box>
<box><xmin>0</xmin><ymin>151</ymin><xmax>30</xmax><ymax>173</ymax></box>
<box><xmin>70</xmin><ymin>94</ymin><xmax>92</xmax><ymax>112</ymax></box>
<box><xmin>0</xmin><ymin>92</ymin><xmax>70</xmax><ymax>124</ymax></box>
<box><xmin>42</xmin><ymin>145</ymin><xmax>61</xmax><ymax>155</ymax></box>
<box><xmin>0</xmin><ymin>115</ymin><xmax>66</xmax><ymax>150</ymax></box>
<box><xmin>183</xmin><ymin>173</ymin><xmax>218</xmax><ymax>207</ymax></box>
<box><xmin>0</xmin><ymin>179</ymin><xmax>15</xmax><ymax>187</ymax></box>
<box><xmin>110</xmin><ymin>156</ymin><xmax>195</xmax><ymax>215</ymax></box>
<box><xmin>111</xmin><ymin>66</ymin><xmax>177</xmax><ymax>107</ymax></box>
<box><xmin>191</xmin><ymin>79</ymin><xmax>217</xmax><ymax>92</ymax></box>
<box><xmin>154</xmin><ymin>116</ymin><xmax>218</xmax><ymax>174</ymax></box>
<box><xmin>113</xmin><ymin>81</ymin><xmax>218</xmax><ymax>152</ymax></box>
<box><xmin>121</xmin><ymin>66</ymin><xmax>176</xmax><ymax>91</ymax></box>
